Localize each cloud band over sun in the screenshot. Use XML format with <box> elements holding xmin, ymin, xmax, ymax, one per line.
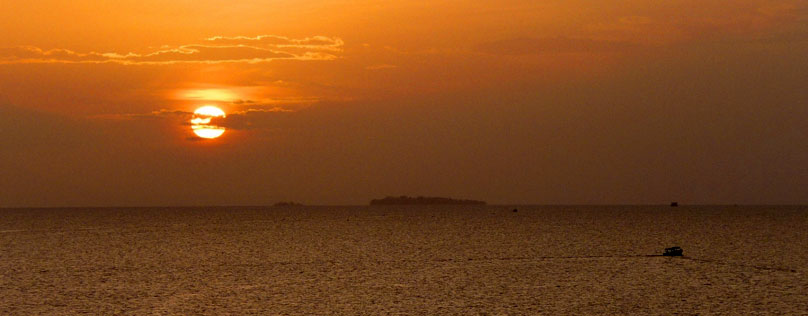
<box><xmin>113</xmin><ymin>106</ymin><xmax>295</xmax><ymax>132</ymax></box>
<box><xmin>0</xmin><ymin>35</ymin><xmax>343</xmax><ymax>65</ymax></box>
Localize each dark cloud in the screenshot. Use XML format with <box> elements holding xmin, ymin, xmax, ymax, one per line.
<box><xmin>125</xmin><ymin>109</ymin><xmax>193</xmax><ymax>119</ymax></box>
<box><xmin>232</xmin><ymin>99</ymin><xmax>257</xmax><ymax>105</ymax></box>
<box><xmin>184</xmin><ymin>136</ymin><xmax>206</xmax><ymax>142</ymax></box>
<box><xmin>212</xmin><ymin>108</ymin><xmax>294</xmax><ymax>130</ymax></box>
<box><xmin>0</xmin><ymin>101</ymin><xmax>87</xmax><ymax>149</ymax></box>
<box><xmin>112</xmin><ymin>107</ymin><xmax>294</xmax><ymax>131</ymax></box>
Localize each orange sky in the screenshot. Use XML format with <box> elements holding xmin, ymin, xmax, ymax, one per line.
<box><xmin>1</xmin><ymin>1</ymin><xmax>807</xmax><ymax>206</ymax></box>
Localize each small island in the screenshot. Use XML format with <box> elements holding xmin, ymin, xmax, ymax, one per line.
<box><xmin>272</xmin><ymin>201</ymin><xmax>304</xmax><ymax>207</ymax></box>
<box><xmin>370</xmin><ymin>196</ymin><xmax>486</xmax><ymax>205</ymax></box>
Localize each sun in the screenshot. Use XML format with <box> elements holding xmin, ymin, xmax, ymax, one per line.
<box><xmin>191</xmin><ymin>106</ymin><xmax>226</xmax><ymax>139</ymax></box>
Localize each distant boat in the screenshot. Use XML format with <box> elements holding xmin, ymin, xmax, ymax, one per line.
<box><xmin>663</xmin><ymin>246</ymin><xmax>683</xmax><ymax>256</ymax></box>
<box><xmin>670</xmin><ymin>202</ymin><xmax>679</xmax><ymax>207</ymax></box>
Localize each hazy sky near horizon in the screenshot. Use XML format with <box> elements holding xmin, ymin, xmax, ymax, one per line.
<box><xmin>1</xmin><ymin>0</ymin><xmax>807</xmax><ymax>206</ymax></box>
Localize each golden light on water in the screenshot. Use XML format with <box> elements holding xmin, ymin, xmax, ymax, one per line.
<box><xmin>191</xmin><ymin>106</ymin><xmax>226</xmax><ymax>139</ymax></box>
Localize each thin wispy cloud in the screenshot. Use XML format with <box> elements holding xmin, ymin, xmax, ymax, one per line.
<box><xmin>0</xmin><ymin>35</ymin><xmax>344</xmax><ymax>65</ymax></box>
<box><xmin>205</xmin><ymin>35</ymin><xmax>345</xmax><ymax>52</ymax></box>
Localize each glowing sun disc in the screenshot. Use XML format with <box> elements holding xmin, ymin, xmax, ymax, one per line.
<box><xmin>191</xmin><ymin>106</ymin><xmax>226</xmax><ymax>139</ymax></box>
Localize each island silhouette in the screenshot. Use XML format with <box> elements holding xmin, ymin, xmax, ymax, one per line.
<box><xmin>272</xmin><ymin>201</ymin><xmax>304</xmax><ymax>207</ymax></box>
<box><xmin>370</xmin><ymin>196</ymin><xmax>486</xmax><ymax>205</ymax></box>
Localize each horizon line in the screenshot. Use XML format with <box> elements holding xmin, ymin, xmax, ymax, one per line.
<box><xmin>1</xmin><ymin>204</ymin><xmax>806</xmax><ymax>209</ymax></box>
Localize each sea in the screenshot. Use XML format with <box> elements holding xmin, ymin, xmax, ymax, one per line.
<box><xmin>1</xmin><ymin>205</ymin><xmax>806</xmax><ymax>315</ymax></box>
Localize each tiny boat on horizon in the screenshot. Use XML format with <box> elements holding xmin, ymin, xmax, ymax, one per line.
<box><xmin>663</xmin><ymin>246</ymin><xmax>683</xmax><ymax>256</ymax></box>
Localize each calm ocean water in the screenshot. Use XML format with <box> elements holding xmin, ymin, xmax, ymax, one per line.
<box><xmin>1</xmin><ymin>205</ymin><xmax>806</xmax><ymax>314</ymax></box>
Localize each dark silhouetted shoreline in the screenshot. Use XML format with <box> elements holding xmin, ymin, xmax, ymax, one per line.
<box><xmin>370</xmin><ymin>196</ymin><xmax>486</xmax><ymax>205</ymax></box>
